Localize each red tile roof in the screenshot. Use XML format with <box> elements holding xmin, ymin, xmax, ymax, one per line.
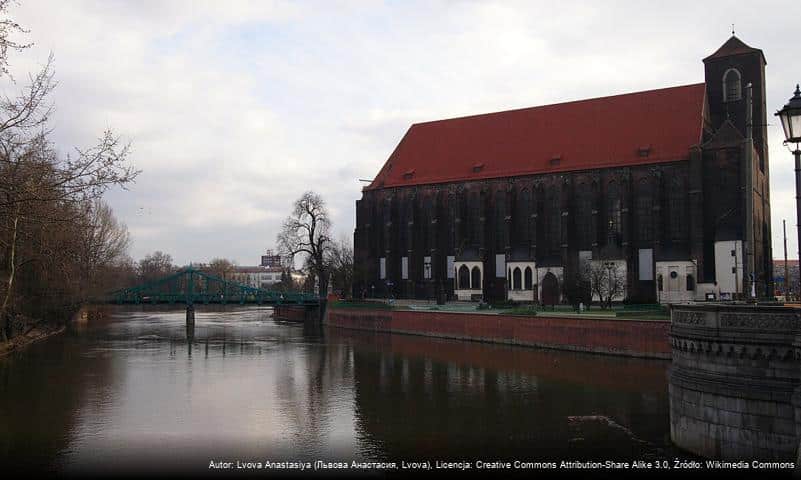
<box><xmin>367</xmin><ymin>83</ymin><xmax>707</xmax><ymax>190</ymax></box>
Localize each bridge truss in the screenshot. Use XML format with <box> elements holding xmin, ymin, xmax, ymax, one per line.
<box><xmin>111</xmin><ymin>267</ymin><xmax>318</xmax><ymax>305</ymax></box>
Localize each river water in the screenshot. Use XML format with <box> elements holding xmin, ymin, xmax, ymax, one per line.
<box><xmin>0</xmin><ymin>306</ymin><xmax>676</xmax><ymax>476</ymax></box>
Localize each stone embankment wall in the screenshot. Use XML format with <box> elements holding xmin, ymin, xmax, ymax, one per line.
<box><xmin>325</xmin><ymin>308</ymin><xmax>671</xmax><ymax>359</ymax></box>
<box><xmin>274</xmin><ymin>304</ymin><xmax>322</xmax><ymax>323</ymax></box>
<box><xmin>669</xmin><ymin>304</ymin><xmax>801</xmax><ymax>460</ymax></box>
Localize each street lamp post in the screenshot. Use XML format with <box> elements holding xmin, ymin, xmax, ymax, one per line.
<box><xmin>608</xmin><ymin>263</ymin><xmax>613</xmax><ymax>309</ymax></box>
<box><xmin>776</xmin><ymin>85</ymin><xmax>801</xmax><ymax>296</ymax></box>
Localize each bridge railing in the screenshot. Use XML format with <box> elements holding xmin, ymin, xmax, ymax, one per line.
<box><xmin>109</xmin><ymin>267</ymin><xmax>319</xmax><ymax>305</ymax></box>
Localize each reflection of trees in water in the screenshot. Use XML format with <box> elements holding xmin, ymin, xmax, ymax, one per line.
<box><xmin>340</xmin><ymin>330</ymin><xmax>670</xmax><ymax>460</ymax></box>
<box><xmin>0</xmin><ymin>332</ymin><xmax>117</xmax><ymax>474</ymax></box>
<box><xmin>273</xmin><ymin>333</ymin><xmax>356</xmax><ymax>459</ymax></box>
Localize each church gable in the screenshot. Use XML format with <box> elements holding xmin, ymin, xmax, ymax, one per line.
<box><xmin>702</xmin><ymin>120</ymin><xmax>745</xmax><ymax>150</ymax></box>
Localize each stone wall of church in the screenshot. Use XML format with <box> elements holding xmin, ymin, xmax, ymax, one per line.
<box><xmin>356</xmin><ymin>160</ymin><xmax>709</xmax><ymax>303</ymax></box>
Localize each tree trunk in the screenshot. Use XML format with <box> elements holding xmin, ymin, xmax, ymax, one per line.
<box><xmin>1</xmin><ymin>208</ymin><xmax>20</xmax><ymax>342</ymax></box>
<box><xmin>317</xmin><ymin>267</ymin><xmax>329</xmax><ymax>298</ymax></box>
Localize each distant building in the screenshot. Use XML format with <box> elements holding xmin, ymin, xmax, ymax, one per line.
<box><xmin>773</xmin><ymin>259</ymin><xmax>799</xmax><ymax>300</ymax></box>
<box><xmin>260</xmin><ymin>250</ymin><xmax>282</xmax><ymax>268</ymax></box>
<box><xmin>231</xmin><ymin>266</ymin><xmax>284</xmax><ymax>290</ymax></box>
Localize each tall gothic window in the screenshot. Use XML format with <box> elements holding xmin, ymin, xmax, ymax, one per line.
<box><xmin>399</xmin><ymin>199</ymin><xmax>409</xmax><ymax>251</ymax></box>
<box><xmin>721</xmin><ymin>150</ymin><xmax>740</xmax><ymax>209</ymax></box>
<box><xmin>382</xmin><ymin>197</ymin><xmax>392</xmax><ymax>225</ymax></box>
<box><xmin>636</xmin><ymin>179</ymin><xmax>653</xmax><ymax>243</ymax></box>
<box><xmin>575</xmin><ymin>182</ymin><xmax>593</xmax><ymax>248</ymax></box>
<box><xmin>545</xmin><ymin>189</ymin><xmax>561</xmax><ymax>255</ymax></box>
<box><xmin>381</xmin><ymin>197</ymin><xmax>391</xmax><ymax>253</ymax></box>
<box><xmin>468</xmin><ymin>191</ymin><xmax>481</xmax><ymax>247</ymax></box>
<box><xmin>422</xmin><ymin>195</ymin><xmax>433</xmax><ymax>251</ymax></box>
<box><xmin>447</xmin><ymin>194</ymin><xmax>456</xmax><ymax>252</ymax></box>
<box><xmin>516</xmin><ymin>189</ymin><xmax>531</xmax><ymax>246</ymax></box>
<box><xmin>495</xmin><ymin>190</ymin><xmax>506</xmax><ymax>251</ymax></box>
<box><xmin>606</xmin><ymin>181</ymin><xmax>621</xmax><ymax>243</ymax></box>
<box><xmin>669</xmin><ymin>177</ymin><xmax>687</xmax><ymax>241</ymax></box>
<box><xmin>723</xmin><ymin>68</ymin><xmax>742</xmax><ymax>102</ymax></box>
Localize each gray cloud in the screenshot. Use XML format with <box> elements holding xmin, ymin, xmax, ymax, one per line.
<box><xmin>4</xmin><ymin>0</ymin><xmax>800</xmax><ymax>265</ymax></box>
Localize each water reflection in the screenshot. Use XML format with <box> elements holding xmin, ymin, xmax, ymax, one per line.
<box><xmin>0</xmin><ymin>306</ymin><xmax>674</xmax><ymax>476</ymax></box>
<box><xmin>333</xmin><ymin>329</ymin><xmax>671</xmax><ymax>461</ymax></box>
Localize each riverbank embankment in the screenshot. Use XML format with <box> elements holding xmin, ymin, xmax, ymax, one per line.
<box><xmin>0</xmin><ymin>323</ymin><xmax>65</xmax><ymax>358</ymax></box>
<box><xmin>324</xmin><ymin>304</ymin><xmax>670</xmax><ymax>359</ymax></box>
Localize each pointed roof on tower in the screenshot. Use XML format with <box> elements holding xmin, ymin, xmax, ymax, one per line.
<box><xmin>703</xmin><ymin>35</ymin><xmax>766</xmax><ymax>64</ymax></box>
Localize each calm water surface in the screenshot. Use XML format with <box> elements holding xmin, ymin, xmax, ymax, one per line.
<box><xmin>0</xmin><ymin>306</ymin><xmax>675</xmax><ymax>475</ymax></box>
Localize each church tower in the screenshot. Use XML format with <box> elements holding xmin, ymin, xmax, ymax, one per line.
<box><xmin>702</xmin><ymin>35</ymin><xmax>772</xmax><ymax>297</ymax></box>
<box><xmin>703</xmin><ymin>35</ymin><xmax>768</xmax><ymax>165</ymax></box>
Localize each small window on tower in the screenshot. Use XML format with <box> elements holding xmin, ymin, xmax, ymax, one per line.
<box><xmin>723</xmin><ymin>68</ymin><xmax>741</xmax><ymax>102</ymax></box>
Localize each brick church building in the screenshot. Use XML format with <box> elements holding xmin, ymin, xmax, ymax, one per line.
<box><xmin>353</xmin><ymin>36</ymin><xmax>772</xmax><ymax>305</ymax></box>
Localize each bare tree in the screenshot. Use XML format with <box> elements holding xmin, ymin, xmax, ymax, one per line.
<box><xmin>208</xmin><ymin>257</ymin><xmax>236</xmax><ymax>280</ymax></box>
<box><xmin>76</xmin><ymin>200</ymin><xmax>130</xmax><ymax>296</ymax></box>
<box><xmin>0</xmin><ymin>0</ymin><xmax>32</xmax><ymax>79</ymax></box>
<box><xmin>0</xmin><ymin>4</ymin><xmax>138</xmax><ymax>341</ymax></box>
<box><xmin>327</xmin><ymin>236</ymin><xmax>353</xmax><ymax>299</ymax></box>
<box><xmin>581</xmin><ymin>260</ymin><xmax>626</xmax><ymax>309</ymax></box>
<box><xmin>80</xmin><ymin>201</ymin><xmax>130</xmax><ymax>271</ymax></box>
<box><xmin>137</xmin><ymin>251</ymin><xmax>175</xmax><ymax>284</ymax></box>
<box><xmin>277</xmin><ymin>191</ymin><xmax>331</xmax><ymax>298</ymax></box>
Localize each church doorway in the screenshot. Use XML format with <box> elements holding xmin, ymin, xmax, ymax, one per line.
<box><xmin>541</xmin><ymin>272</ymin><xmax>559</xmax><ymax>306</ymax></box>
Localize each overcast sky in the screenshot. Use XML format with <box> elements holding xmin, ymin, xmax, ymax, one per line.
<box><xmin>4</xmin><ymin>0</ymin><xmax>800</xmax><ymax>265</ymax></box>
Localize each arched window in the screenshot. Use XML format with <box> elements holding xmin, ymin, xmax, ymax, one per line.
<box><xmin>513</xmin><ymin>268</ymin><xmax>522</xmax><ymax>290</ymax></box>
<box><xmin>524</xmin><ymin>267</ymin><xmax>533</xmax><ymax>290</ymax></box>
<box><xmin>471</xmin><ymin>266</ymin><xmax>482</xmax><ymax>290</ymax></box>
<box><xmin>723</xmin><ymin>68</ymin><xmax>741</xmax><ymax>102</ymax></box>
<box><xmin>458</xmin><ymin>265</ymin><xmax>470</xmax><ymax>290</ymax></box>
<box><xmin>686</xmin><ymin>274</ymin><xmax>695</xmax><ymax>291</ymax></box>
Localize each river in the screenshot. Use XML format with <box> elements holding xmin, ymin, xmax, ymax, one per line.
<box><xmin>0</xmin><ymin>305</ymin><xmax>677</xmax><ymax>476</ymax></box>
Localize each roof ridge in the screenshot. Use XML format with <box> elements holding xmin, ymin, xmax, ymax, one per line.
<box><xmin>411</xmin><ymin>83</ymin><xmax>705</xmax><ymax>127</ymax></box>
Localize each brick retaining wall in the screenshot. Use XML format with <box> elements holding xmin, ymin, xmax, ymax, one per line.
<box><xmin>274</xmin><ymin>305</ymin><xmax>320</xmax><ymax>323</ymax></box>
<box><xmin>325</xmin><ymin>308</ymin><xmax>670</xmax><ymax>359</ymax></box>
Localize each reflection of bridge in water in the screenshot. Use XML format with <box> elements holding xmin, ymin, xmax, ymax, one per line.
<box><xmin>110</xmin><ymin>267</ymin><xmax>319</xmax><ymax>326</ymax></box>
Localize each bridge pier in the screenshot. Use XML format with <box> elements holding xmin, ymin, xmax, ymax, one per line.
<box><xmin>186</xmin><ymin>304</ymin><xmax>195</xmax><ymax>327</ymax></box>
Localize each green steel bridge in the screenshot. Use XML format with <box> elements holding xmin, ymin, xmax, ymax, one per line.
<box><xmin>111</xmin><ymin>267</ymin><xmax>319</xmax><ymax>306</ymax></box>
